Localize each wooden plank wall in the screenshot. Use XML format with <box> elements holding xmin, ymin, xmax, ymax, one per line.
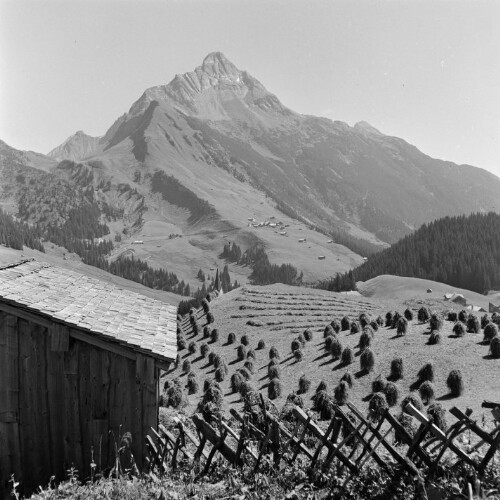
<box><xmin>0</xmin><ymin>312</ymin><xmax>21</xmax><ymax>500</ymax></box>
<box><xmin>0</xmin><ymin>313</ymin><xmax>159</xmax><ymax>497</ymax></box>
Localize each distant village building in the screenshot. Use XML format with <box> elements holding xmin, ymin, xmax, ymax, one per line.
<box><xmin>489</xmin><ymin>302</ymin><xmax>500</xmax><ymax>314</ymax></box>
<box><xmin>444</xmin><ymin>293</ymin><xmax>467</xmax><ymax>307</ymax></box>
<box><xmin>466</xmin><ymin>305</ymin><xmax>487</xmax><ymax>313</ymax></box>
<box><xmin>0</xmin><ymin>259</ymin><xmax>176</xmax><ymax>497</ymax></box>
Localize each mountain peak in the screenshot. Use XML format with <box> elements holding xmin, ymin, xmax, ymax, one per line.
<box><xmin>128</xmin><ymin>52</ymin><xmax>289</xmax><ymax>119</ymax></box>
<box><xmin>200</xmin><ymin>51</ymin><xmax>240</xmax><ymax>81</ymax></box>
<box><xmin>169</xmin><ymin>51</ymin><xmax>243</xmax><ymax>94</ymax></box>
<box><xmin>202</xmin><ymin>51</ymin><xmax>232</xmax><ymax>66</ymax></box>
<box><xmin>48</xmin><ymin>130</ymin><xmax>101</xmax><ymax>162</ymax></box>
<box><xmin>354</xmin><ymin>121</ymin><xmax>383</xmax><ymax>136</ymax></box>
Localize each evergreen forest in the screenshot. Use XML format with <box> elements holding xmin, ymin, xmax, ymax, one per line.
<box><xmin>221</xmin><ymin>241</ymin><xmax>302</xmax><ymax>286</ymax></box>
<box><xmin>319</xmin><ymin>212</ymin><xmax>500</xmax><ymax>294</ymax></box>
<box><xmin>0</xmin><ymin>209</ymin><xmax>44</xmax><ymax>253</ymax></box>
<box><xmin>151</xmin><ymin>171</ymin><xmax>216</xmax><ymax>223</ymax></box>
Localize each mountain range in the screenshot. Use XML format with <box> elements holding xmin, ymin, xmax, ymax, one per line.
<box><xmin>2</xmin><ymin>52</ymin><xmax>500</xmax><ymax>287</ymax></box>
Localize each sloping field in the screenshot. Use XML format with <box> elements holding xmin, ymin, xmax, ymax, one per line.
<box><xmin>358</xmin><ymin>274</ymin><xmax>491</xmax><ymax>310</ymax></box>
<box><xmin>169</xmin><ymin>284</ymin><xmax>499</xmax><ymax>420</ymax></box>
<box><xmin>113</xmin><ymin>184</ymin><xmax>364</xmax><ymax>290</ymax></box>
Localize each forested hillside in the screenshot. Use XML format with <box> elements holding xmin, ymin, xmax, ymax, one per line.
<box><xmin>221</xmin><ymin>241</ymin><xmax>303</xmax><ymax>286</ymax></box>
<box><xmin>151</xmin><ymin>171</ymin><xmax>217</xmax><ymax>223</ymax></box>
<box><xmin>320</xmin><ymin>212</ymin><xmax>500</xmax><ymax>294</ymax></box>
<box><xmin>0</xmin><ymin>209</ymin><xmax>44</xmax><ymax>252</ymax></box>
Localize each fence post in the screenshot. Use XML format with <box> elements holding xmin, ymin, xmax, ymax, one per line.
<box><xmin>312</xmin><ymin>416</ymin><xmax>337</xmax><ymax>467</ymax></box>
<box><xmin>291</xmin><ymin>415</ymin><xmax>311</xmax><ymax>463</ymax></box>
<box><xmin>478</xmin><ymin>428</ymin><xmax>500</xmax><ymax>476</ymax></box>
<box><xmin>171</xmin><ymin>434</ymin><xmax>182</xmax><ymax>470</ymax></box>
<box><xmin>203</xmin><ymin>428</ymin><xmax>229</xmax><ymax>475</ymax></box>
<box><xmin>254</xmin><ymin>424</ymin><xmax>273</xmax><ymax>471</ymax></box>
<box><xmin>235</xmin><ymin>419</ymin><xmax>247</xmax><ymax>463</ymax></box>
<box><xmin>272</xmin><ymin>420</ymin><xmax>281</xmax><ymax>467</ymax></box>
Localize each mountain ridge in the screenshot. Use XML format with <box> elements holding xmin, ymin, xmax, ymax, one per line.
<box><xmin>3</xmin><ymin>52</ymin><xmax>500</xmax><ymax>290</ymax></box>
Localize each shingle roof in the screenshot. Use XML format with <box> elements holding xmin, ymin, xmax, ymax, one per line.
<box><xmin>0</xmin><ymin>259</ymin><xmax>177</xmax><ymax>362</ymax></box>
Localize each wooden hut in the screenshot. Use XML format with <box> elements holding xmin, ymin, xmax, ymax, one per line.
<box><xmin>0</xmin><ymin>259</ymin><xmax>176</xmax><ymax>496</ymax></box>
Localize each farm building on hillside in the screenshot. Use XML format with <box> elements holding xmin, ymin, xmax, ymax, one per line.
<box><xmin>0</xmin><ymin>259</ymin><xmax>176</xmax><ymax>497</ymax></box>
<box><xmin>466</xmin><ymin>304</ymin><xmax>487</xmax><ymax>313</ymax></box>
<box><xmin>444</xmin><ymin>293</ymin><xmax>467</xmax><ymax>306</ymax></box>
<box><xmin>490</xmin><ymin>302</ymin><xmax>500</xmax><ymax>314</ymax></box>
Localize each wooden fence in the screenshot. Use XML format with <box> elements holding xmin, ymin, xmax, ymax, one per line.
<box><xmin>146</xmin><ymin>398</ymin><xmax>500</xmax><ymax>486</ymax></box>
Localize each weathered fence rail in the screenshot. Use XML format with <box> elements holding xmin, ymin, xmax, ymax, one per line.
<box><xmin>146</xmin><ymin>399</ymin><xmax>500</xmax><ymax>485</ymax></box>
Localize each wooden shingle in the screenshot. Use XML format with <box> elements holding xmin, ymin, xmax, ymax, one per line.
<box><xmin>0</xmin><ymin>259</ymin><xmax>177</xmax><ymax>363</ymax></box>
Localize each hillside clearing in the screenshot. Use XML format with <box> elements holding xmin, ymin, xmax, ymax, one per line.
<box><xmin>357</xmin><ymin>274</ymin><xmax>491</xmax><ymax>310</ymax></box>
<box><xmin>166</xmin><ymin>284</ymin><xmax>499</xmax><ymax>420</ymax></box>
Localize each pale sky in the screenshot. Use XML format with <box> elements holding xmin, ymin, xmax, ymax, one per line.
<box><xmin>1</xmin><ymin>0</ymin><xmax>499</xmax><ymax>177</ymax></box>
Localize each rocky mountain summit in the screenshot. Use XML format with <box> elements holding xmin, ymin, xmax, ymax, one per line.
<box><xmin>128</xmin><ymin>52</ymin><xmax>290</xmax><ymax>120</ymax></box>
<box><xmin>48</xmin><ymin>130</ymin><xmax>102</xmax><ymax>162</ymax></box>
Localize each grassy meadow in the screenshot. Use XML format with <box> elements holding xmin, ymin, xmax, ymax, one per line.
<box><xmin>166</xmin><ymin>284</ymin><xmax>500</xmax><ymax>419</ymax></box>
